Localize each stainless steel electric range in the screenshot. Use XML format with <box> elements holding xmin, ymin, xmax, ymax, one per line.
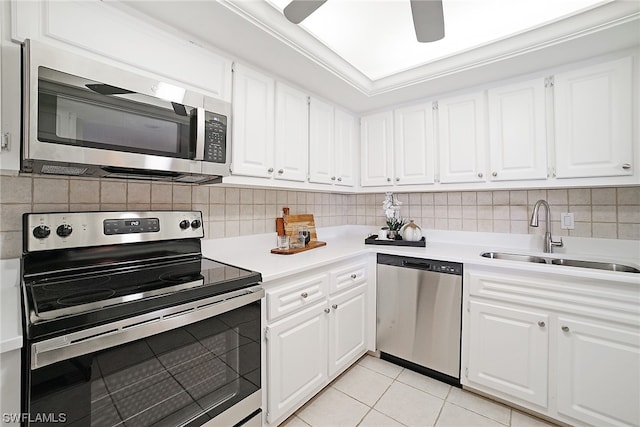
<box><xmin>20</xmin><ymin>211</ymin><xmax>263</xmax><ymax>427</ymax></box>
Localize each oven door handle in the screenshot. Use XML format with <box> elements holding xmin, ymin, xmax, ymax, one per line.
<box><xmin>31</xmin><ymin>286</ymin><xmax>264</xmax><ymax>369</ymax></box>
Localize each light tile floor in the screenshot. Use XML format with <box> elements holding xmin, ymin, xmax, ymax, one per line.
<box><xmin>281</xmin><ymin>355</ymin><xmax>558</xmax><ymax>427</ymax></box>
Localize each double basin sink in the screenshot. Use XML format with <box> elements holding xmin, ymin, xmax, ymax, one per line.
<box><xmin>481</xmin><ymin>252</ymin><xmax>640</xmax><ymax>273</ymax></box>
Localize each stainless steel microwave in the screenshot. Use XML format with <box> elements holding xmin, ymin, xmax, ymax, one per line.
<box><xmin>22</xmin><ymin>39</ymin><xmax>231</xmax><ymax>184</ymax></box>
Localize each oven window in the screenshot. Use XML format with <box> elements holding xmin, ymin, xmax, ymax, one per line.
<box><xmin>37</xmin><ymin>67</ymin><xmax>193</xmax><ymax>159</ymax></box>
<box><xmin>28</xmin><ymin>301</ymin><xmax>260</xmax><ymax>426</ymax></box>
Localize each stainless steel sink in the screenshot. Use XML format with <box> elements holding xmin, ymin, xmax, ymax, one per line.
<box><xmin>480</xmin><ymin>252</ymin><xmax>639</xmax><ymax>273</ymax></box>
<box><xmin>550</xmin><ymin>258</ymin><xmax>640</xmax><ymax>273</ymax></box>
<box><xmin>481</xmin><ymin>252</ymin><xmax>547</xmax><ymax>263</ymax></box>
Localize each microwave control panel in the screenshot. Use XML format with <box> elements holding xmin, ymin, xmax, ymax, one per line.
<box><xmin>203</xmin><ymin>112</ymin><xmax>227</xmax><ymax>164</ymax></box>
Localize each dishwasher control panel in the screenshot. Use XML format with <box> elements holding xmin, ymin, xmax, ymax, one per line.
<box><xmin>377</xmin><ymin>254</ymin><xmax>463</xmax><ymax>276</ymax></box>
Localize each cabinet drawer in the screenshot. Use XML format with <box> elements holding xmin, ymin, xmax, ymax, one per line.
<box><xmin>267</xmin><ymin>273</ymin><xmax>329</xmax><ymax>321</ymax></box>
<box><xmin>330</xmin><ymin>262</ymin><xmax>367</xmax><ymax>294</ymax></box>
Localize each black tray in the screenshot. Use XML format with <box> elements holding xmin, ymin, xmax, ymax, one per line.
<box><xmin>364</xmin><ymin>235</ymin><xmax>426</xmax><ymax>247</ymax></box>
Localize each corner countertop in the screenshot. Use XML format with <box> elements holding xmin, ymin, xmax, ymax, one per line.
<box><xmin>1</xmin><ymin>258</ymin><xmax>22</xmax><ymax>353</ymax></box>
<box><xmin>202</xmin><ymin>226</ymin><xmax>640</xmax><ymax>285</ymax></box>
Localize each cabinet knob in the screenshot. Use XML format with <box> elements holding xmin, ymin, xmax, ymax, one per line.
<box><xmin>337</xmin><ymin>177</ymin><xmax>342</xmax><ymax>182</ymax></box>
<box><xmin>538</xmin><ymin>321</ymin><xmax>546</xmax><ymax>327</ymax></box>
<box><xmin>332</xmin><ymin>304</ymin><xmax>338</xmax><ymax>309</ymax></box>
<box><xmin>395</xmin><ymin>177</ymin><xmax>400</xmax><ymax>182</ymax></box>
<box><xmin>278</xmin><ymin>169</ymin><xmax>284</xmax><ymax>174</ymax></box>
<box><xmin>331</xmin><ymin>176</ymin><xmax>336</xmax><ymax>181</ymax></box>
<box><xmin>492</xmin><ymin>171</ymin><xmax>497</xmax><ymax>177</ymax></box>
<box><xmin>477</xmin><ymin>172</ymin><xmax>483</xmax><ymax>178</ymax></box>
<box><xmin>267</xmin><ymin>167</ymin><xmax>274</xmax><ymax>173</ymax></box>
<box><xmin>301</xmin><ymin>292</ymin><xmax>308</xmax><ymax>298</ymax></box>
<box><xmin>386</xmin><ymin>177</ymin><xmax>392</xmax><ymax>182</ymax></box>
<box><xmin>324</xmin><ymin>308</ymin><xmax>330</xmax><ymax>313</ymax></box>
<box><xmin>622</xmin><ymin>163</ymin><xmax>631</xmax><ymax>170</ymax></box>
<box><xmin>561</xmin><ymin>326</ymin><xmax>570</xmax><ymax>332</ymax></box>
<box><xmin>350</xmin><ymin>273</ymin><xmax>357</xmax><ymax>279</ymax></box>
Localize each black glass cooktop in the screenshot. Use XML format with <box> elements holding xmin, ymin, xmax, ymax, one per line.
<box><xmin>23</xmin><ymin>256</ymin><xmax>261</xmax><ymax>340</ymax></box>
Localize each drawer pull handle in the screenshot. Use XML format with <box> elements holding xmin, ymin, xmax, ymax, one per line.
<box><xmin>622</xmin><ymin>163</ymin><xmax>631</xmax><ymax>170</ymax></box>
<box><xmin>561</xmin><ymin>326</ymin><xmax>570</xmax><ymax>332</ymax></box>
<box><xmin>324</xmin><ymin>308</ymin><xmax>330</xmax><ymax>313</ymax></box>
<box><xmin>301</xmin><ymin>292</ymin><xmax>308</xmax><ymax>298</ymax></box>
<box><xmin>538</xmin><ymin>321</ymin><xmax>545</xmax><ymax>327</ymax></box>
<box><xmin>350</xmin><ymin>274</ymin><xmax>357</xmax><ymax>279</ymax></box>
<box><xmin>332</xmin><ymin>304</ymin><xmax>338</xmax><ymax>309</ymax></box>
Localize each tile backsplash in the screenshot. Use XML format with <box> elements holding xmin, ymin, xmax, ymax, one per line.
<box><xmin>0</xmin><ymin>174</ymin><xmax>638</xmax><ymax>259</ymax></box>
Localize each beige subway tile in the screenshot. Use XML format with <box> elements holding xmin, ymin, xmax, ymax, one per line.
<box><xmin>127</xmin><ymin>203</ymin><xmax>151</xmax><ymax>211</ymax></box>
<box><xmin>592</xmin><ymin>188</ymin><xmax>616</xmax><ymax>205</ymax></box>
<box><xmin>434</xmin><ymin>193</ymin><xmax>447</xmax><ymax>205</ymax></box>
<box><xmin>209</xmin><ymin>187</ymin><xmax>225</xmax><ymax>203</ymax></box>
<box><xmin>462</xmin><ymin>219</ymin><xmax>478</xmax><ymax>232</ymax></box>
<box><xmin>70</xmin><ymin>178</ymin><xmax>99</xmax><ymax>204</ymax></box>
<box><xmin>493</xmin><ymin>206</ymin><xmax>509</xmax><ymax>220</ymax></box>
<box><xmin>252</xmin><ymin>220</ymin><xmax>266</xmax><ymax>234</ymax></box>
<box><xmin>569</xmin><ymin>205</ymin><xmax>591</xmax><ymax>222</ymax></box>
<box><xmin>127</xmin><ymin>182</ymin><xmax>151</xmax><ymax>204</ymax></box>
<box><xmin>209</xmin><ymin>204</ymin><xmax>225</xmax><ymax>220</ymax></box>
<box><xmin>347</xmin><ymin>205</ymin><xmax>357</xmax><ymax>216</ymax></box>
<box><xmin>422</xmin><ymin>205</ymin><xmax>435</xmax><ymax>218</ymax></box>
<box><xmin>34</xmin><ymin>177</ymin><xmax>69</xmax><ymax>204</ymax></box>
<box><xmin>477</xmin><ymin>206</ymin><xmax>493</xmax><ymax>220</ymax></box>
<box><xmin>422</xmin><ymin>218</ymin><xmax>435</xmax><ymax>229</ymax></box>
<box><xmin>510</xmin><ymin>220</ymin><xmax>529</xmax><ymax>234</ymax></box>
<box><xmin>476</xmin><ymin>191</ymin><xmax>492</xmax><ymax>205</ymax></box>
<box><xmin>192</xmin><ymin>186</ymin><xmax>209</xmax><ymax>204</ymax></box>
<box><xmin>492</xmin><ymin>191</ymin><xmax>509</xmax><ymax>205</ymax></box>
<box><xmin>461</xmin><ymin>192</ymin><xmax>477</xmax><ymax>206</ymax></box>
<box><xmin>448</xmin><ymin>192</ymin><xmax>462</xmax><ymax>205</ymax></box>
<box><xmin>409</xmin><ymin>193</ymin><xmax>421</xmax><ymax>205</ymax></box>
<box><xmin>151</xmin><ymin>203</ymin><xmax>172</xmax><ymax>210</ymax></box>
<box><xmin>448</xmin><ymin>205</ymin><xmax>462</xmax><ymax>219</ymax></box>
<box><xmin>570</xmin><ymin>223</ymin><xmax>592</xmax><ymax>238</ymax></box>
<box><xmin>421</xmin><ymin>193</ymin><xmax>434</xmax><ymax>205</ymax></box>
<box><xmin>302</xmin><ymin>192</ymin><xmax>313</xmax><ymax>205</ymax></box>
<box><xmin>547</xmin><ymin>189</ymin><xmax>568</xmax><ymax>205</ymax></box>
<box><xmin>345</xmin><ymin>194</ymin><xmax>357</xmax><ymax>205</ymax></box>
<box><xmin>365</xmin><ymin>194</ymin><xmax>376</xmax><ymax>205</ymax></box>
<box><xmin>434</xmin><ymin>218</ymin><xmax>448</xmax><ymax>229</ymax></box>
<box><xmin>365</xmin><ymin>216</ymin><xmax>377</xmax><ymax>226</ymax></box>
<box><xmin>225</xmin><ymin>220</ymin><xmax>240</xmax><ymax>237</ymax></box>
<box><xmin>172</xmin><ymin>185</ymin><xmax>192</xmax><ymax>205</ymax></box>
<box><xmin>509</xmin><ymin>191</ymin><xmax>527</xmax><ymax>205</ymax></box>
<box><xmin>266</xmin><ymin>204</ymin><xmax>278</xmax><ymax>219</ymax></box>
<box><xmin>0</xmin><ymin>231</ymin><xmax>21</xmax><ymax>259</ymax></box>
<box><xmin>478</xmin><ymin>219</ymin><xmax>493</xmax><ymax>232</ymax></box>
<box><xmin>357</xmin><ymin>205</ymin><xmax>366</xmax><ymax>216</ymax></box>
<box><xmin>239</xmin><ymin>205</ymin><xmax>253</xmax><ymax>220</ymax></box>
<box><xmin>225</xmin><ymin>204</ymin><xmax>240</xmax><ymax>221</ymax></box>
<box><xmin>69</xmin><ymin>204</ymin><xmax>99</xmax><ymax>212</ymax></box>
<box><xmin>173</xmin><ymin>204</ymin><xmax>191</xmax><ymax>211</ymax></box>
<box><xmin>449</xmin><ymin>219</ymin><xmax>462</xmax><ymax>230</ymax></box>
<box><xmin>296</xmin><ymin>191</ymin><xmax>306</xmax><ymax>205</ymax></box>
<box><xmin>226</xmin><ymin>188</ymin><xmax>240</xmax><ymax>204</ymax></box>
<box><xmin>550</xmin><ymin>222</ymin><xmax>569</xmax><ymax>236</ymax></box>
<box><xmin>356</xmin><ymin>215</ymin><xmax>365</xmax><ymax>225</ymax></box>
<box><xmin>592</xmin><ymin>222</ymin><xmax>617</xmax><ymax>239</ymax></box>
<box><xmin>618</xmin><ymin>223</ymin><xmax>640</xmax><ymax>240</ymax></box>
<box><xmin>266</xmin><ymin>218</ymin><xmax>277</xmax><ymax>232</ymax></box>
<box><xmin>462</xmin><ymin>206</ymin><xmax>477</xmax><ymax>219</ymax></box>
<box><xmin>618</xmin><ymin>205</ymin><xmax>640</xmax><ymax>223</ymax></box>
<box><xmin>207</xmin><ymin>221</ymin><xmax>225</xmax><ymax>238</ymax></box>
<box><xmin>592</xmin><ymin>205</ymin><xmax>616</xmax><ymax>223</ymax></box>
<box><xmin>527</xmin><ymin>189</ymin><xmax>547</xmax><ymax>205</ymax></box>
<box><xmin>264</xmin><ymin>190</ymin><xmax>276</xmax><ymax>204</ymax></box>
<box><xmin>192</xmin><ymin>204</ymin><xmax>209</xmax><ymax>219</ymax></box>
<box><xmin>322</xmin><ymin>193</ymin><xmax>331</xmax><ymax>205</ymax></box>
<box><xmin>409</xmin><ymin>206</ymin><xmax>421</xmax><ymax>219</ymax></box>
<box><xmin>239</xmin><ymin>188</ymin><xmax>253</xmax><ymax>204</ymax></box>
<box><xmin>434</xmin><ymin>206</ymin><xmax>447</xmax><ymax>218</ymax></box>
<box><xmin>0</xmin><ymin>204</ymin><xmax>30</xmax><ymax>232</ymax></box>
<box><xmin>0</xmin><ymin>175</ymin><xmax>32</xmax><ymax>203</ymax></box>
<box><xmin>253</xmin><ymin>205</ymin><xmax>266</xmax><ymax>219</ymax></box>
<box><xmin>510</xmin><ymin>205</ymin><xmax>528</xmax><ymax>221</ymax></box>
<box><xmin>493</xmin><ymin>220</ymin><xmax>510</xmax><ymax>233</ymax></box>
<box><xmin>617</xmin><ymin>187</ymin><xmax>640</xmax><ymax>205</ymax></box>
<box><xmin>356</xmin><ymin>194</ymin><xmax>366</xmax><ymax>205</ymax></box>
<box><xmin>151</xmin><ymin>182</ymin><xmax>172</xmax><ymax>204</ymax></box>
<box><xmin>568</xmin><ymin>188</ymin><xmax>591</xmax><ymax>205</ymax></box>
<box><xmin>97</xmin><ymin>203</ymin><xmax>126</xmax><ymax>211</ymax></box>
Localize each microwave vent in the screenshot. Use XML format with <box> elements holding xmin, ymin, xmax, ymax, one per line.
<box><xmin>41</xmin><ymin>164</ymin><xmax>89</xmax><ymax>176</ymax></box>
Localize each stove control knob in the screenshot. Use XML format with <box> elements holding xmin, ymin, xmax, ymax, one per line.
<box><xmin>56</xmin><ymin>224</ymin><xmax>73</xmax><ymax>238</ymax></box>
<box><xmin>191</xmin><ymin>219</ymin><xmax>202</xmax><ymax>229</ymax></box>
<box><xmin>33</xmin><ymin>225</ymin><xmax>51</xmax><ymax>239</ymax></box>
<box><xmin>179</xmin><ymin>220</ymin><xmax>191</xmax><ymax>230</ymax></box>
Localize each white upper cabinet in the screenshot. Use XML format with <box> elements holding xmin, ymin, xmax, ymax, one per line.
<box><xmin>275</xmin><ymin>82</ymin><xmax>309</xmax><ymax>182</ymax></box>
<box><xmin>553</xmin><ymin>56</ymin><xmax>633</xmax><ymax>179</ymax></box>
<box><xmin>333</xmin><ymin>108</ymin><xmax>358</xmax><ymax>187</ymax></box>
<box><xmin>437</xmin><ymin>92</ymin><xmax>487</xmax><ymax>184</ymax></box>
<box><xmin>232</xmin><ymin>64</ymin><xmax>275</xmax><ymax>178</ymax></box>
<box><xmin>393</xmin><ymin>102</ymin><xmax>436</xmax><ymax>185</ymax></box>
<box><xmin>361</xmin><ymin>111</ymin><xmax>394</xmax><ymax>187</ymax></box>
<box><xmin>309</xmin><ymin>98</ymin><xmax>335</xmax><ymax>184</ymax></box>
<box><xmin>487</xmin><ymin>78</ymin><xmax>548</xmax><ymax>181</ymax></box>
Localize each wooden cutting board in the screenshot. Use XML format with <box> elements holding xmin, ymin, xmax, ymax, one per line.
<box><xmin>283</xmin><ymin>214</ymin><xmax>318</xmax><ymax>240</ymax></box>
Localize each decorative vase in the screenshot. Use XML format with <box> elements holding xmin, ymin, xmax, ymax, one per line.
<box><xmin>400</xmin><ymin>220</ymin><xmax>422</xmax><ymax>242</ymax></box>
<box><xmin>387</xmin><ymin>230</ymin><xmax>399</xmax><ymax>240</ymax></box>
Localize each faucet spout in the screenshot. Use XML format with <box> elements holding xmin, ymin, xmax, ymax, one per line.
<box><xmin>530</xmin><ymin>200</ymin><xmax>563</xmax><ymax>253</ymax></box>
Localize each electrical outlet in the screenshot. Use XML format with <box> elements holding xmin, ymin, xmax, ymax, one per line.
<box><xmin>560</xmin><ymin>212</ymin><xmax>574</xmax><ymax>230</ymax></box>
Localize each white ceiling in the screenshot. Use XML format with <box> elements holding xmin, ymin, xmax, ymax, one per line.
<box><xmin>118</xmin><ymin>0</ymin><xmax>640</xmax><ymax>113</ymax></box>
<box><xmin>266</xmin><ymin>0</ymin><xmax>609</xmax><ymax>81</ymax></box>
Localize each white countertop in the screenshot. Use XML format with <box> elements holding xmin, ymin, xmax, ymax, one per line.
<box><xmin>1</xmin><ymin>258</ymin><xmax>22</xmax><ymax>353</ymax></box>
<box><xmin>203</xmin><ymin>226</ymin><xmax>640</xmax><ymax>284</ymax></box>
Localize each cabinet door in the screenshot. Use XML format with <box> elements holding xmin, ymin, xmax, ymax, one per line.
<box><xmin>488</xmin><ymin>79</ymin><xmax>547</xmax><ymax>181</ymax></box>
<box><xmin>556</xmin><ymin>316</ymin><xmax>640</xmax><ymax>427</ymax></box>
<box><xmin>334</xmin><ymin>108</ymin><xmax>357</xmax><ymax>187</ymax></box>
<box><xmin>328</xmin><ymin>284</ymin><xmax>367</xmax><ymax>377</ymax></box>
<box><xmin>274</xmin><ymin>82</ymin><xmax>308</xmax><ymax>182</ymax></box>
<box><xmin>438</xmin><ymin>92</ymin><xmax>487</xmax><ymax>183</ymax></box>
<box><xmin>467</xmin><ymin>300</ymin><xmax>548</xmax><ymax>408</ymax></box>
<box><xmin>308</xmin><ymin>97</ymin><xmax>335</xmax><ymax>184</ymax></box>
<box><xmin>394</xmin><ymin>102</ymin><xmax>435</xmax><ymax>185</ymax></box>
<box><xmin>554</xmin><ymin>57</ymin><xmax>633</xmax><ymax>178</ymax></box>
<box><xmin>232</xmin><ymin>64</ymin><xmax>274</xmax><ymax>178</ymax></box>
<box><xmin>266</xmin><ymin>302</ymin><xmax>328</xmax><ymax>423</ymax></box>
<box><xmin>361</xmin><ymin>111</ymin><xmax>394</xmax><ymax>186</ymax></box>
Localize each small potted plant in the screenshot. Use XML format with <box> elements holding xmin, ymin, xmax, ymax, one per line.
<box><xmin>382</xmin><ymin>192</ymin><xmax>405</xmax><ymax>239</ymax></box>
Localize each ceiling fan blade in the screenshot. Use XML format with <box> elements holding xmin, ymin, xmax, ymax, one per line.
<box><xmin>410</xmin><ymin>0</ymin><xmax>445</xmax><ymax>42</ymax></box>
<box><xmin>283</xmin><ymin>0</ymin><xmax>328</xmax><ymax>24</ymax></box>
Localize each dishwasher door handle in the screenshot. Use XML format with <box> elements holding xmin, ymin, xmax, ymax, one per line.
<box><xmin>402</xmin><ymin>260</ymin><xmax>432</xmax><ymax>270</ymax></box>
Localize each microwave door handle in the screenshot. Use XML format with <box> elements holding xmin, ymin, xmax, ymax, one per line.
<box><xmin>193</xmin><ymin>107</ymin><xmax>205</xmax><ymax>161</ymax></box>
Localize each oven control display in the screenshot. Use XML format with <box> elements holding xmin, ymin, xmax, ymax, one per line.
<box><xmin>104</xmin><ymin>218</ymin><xmax>160</xmax><ymax>235</ymax></box>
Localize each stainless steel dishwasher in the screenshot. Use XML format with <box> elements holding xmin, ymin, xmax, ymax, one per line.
<box><xmin>376</xmin><ymin>254</ymin><xmax>463</xmax><ymax>386</ymax></box>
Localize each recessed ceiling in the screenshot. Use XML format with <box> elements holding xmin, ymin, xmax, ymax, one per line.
<box><xmin>267</xmin><ymin>0</ymin><xmax>609</xmax><ymax>81</ymax></box>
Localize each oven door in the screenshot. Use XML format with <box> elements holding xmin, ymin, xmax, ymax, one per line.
<box><xmin>24</xmin><ymin>288</ymin><xmax>263</xmax><ymax>427</ymax></box>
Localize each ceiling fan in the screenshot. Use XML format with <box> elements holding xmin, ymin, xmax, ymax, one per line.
<box><xmin>282</xmin><ymin>0</ymin><xmax>445</xmax><ymax>42</ymax></box>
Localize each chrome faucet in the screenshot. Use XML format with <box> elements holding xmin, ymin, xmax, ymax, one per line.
<box><xmin>530</xmin><ymin>200</ymin><xmax>563</xmax><ymax>253</ymax></box>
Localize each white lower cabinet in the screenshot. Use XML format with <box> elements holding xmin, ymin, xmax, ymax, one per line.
<box><xmin>265</xmin><ymin>258</ymin><xmax>371</xmax><ymax>425</ymax></box>
<box><xmin>463</xmin><ymin>267</ymin><xmax>640</xmax><ymax>427</ymax></box>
